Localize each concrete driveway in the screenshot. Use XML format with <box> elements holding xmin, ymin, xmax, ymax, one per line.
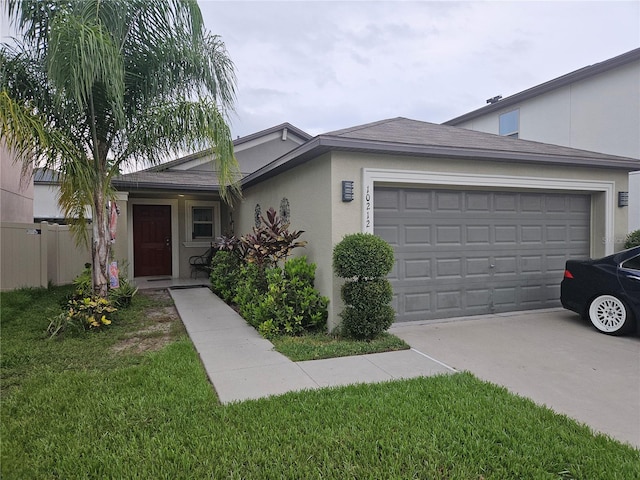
<box><xmin>390</xmin><ymin>308</ymin><xmax>640</xmax><ymax>449</ymax></box>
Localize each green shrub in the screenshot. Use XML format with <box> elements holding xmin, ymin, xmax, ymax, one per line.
<box><xmin>210</xmin><ymin>250</ymin><xmax>241</xmax><ymax>303</ymax></box>
<box><xmin>284</xmin><ymin>255</ymin><xmax>316</xmax><ymax>284</ymax></box>
<box><xmin>341</xmin><ymin>305</ymin><xmax>395</xmax><ymax>341</ymax></box>
<box><xmin>71</xmin><ymin>264</ymin><xmax>93</xmax><ymax>298</ymax></box>
<box><xmin>342</xmin><ymin>278</ymin><xmax>393</xmax><ymax>308</ymax></box>
<box><xmin>69</xmin><ymin>262</ymin><xmax>136</xmax><ymax>308</ymax></box>
<box><xmin>624</xmin><ymin>229</ymin><xmax>640</xmax><ymax>248</ymax></box>
<box><xmin>108</xmin><ymin>279</ymin><xmax>138</xmax><ymax>308</ymax></box>
<box><xmin>333</xmin><ymin>233</ymin><xmax>394</xmax><ymax>279</ymax></box>
<box><xmin>234</xmin><ymin>258</ymin><xmax>329</xmax><ymax>338</ymax></box>
<box><xmin>334</xmin><ymin>233</ymin><xmax>396</xmax><ymax>340</ymax></box>
<box><xmin>234</xmin><ymin>263</ymin><xmax>268</xmax><ymax>326</ymax></box>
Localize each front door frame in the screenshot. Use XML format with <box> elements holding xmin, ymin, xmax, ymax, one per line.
<box><xmin>128</xmin><ymin>198</ymin><xmax>180</xmax><ymax>278</ymax></box>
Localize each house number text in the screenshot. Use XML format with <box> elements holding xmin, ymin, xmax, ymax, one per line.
<box><xmin>365</xmin><ymin>185</ymin><xmax>371</xmax><ymax>229</ymax></box>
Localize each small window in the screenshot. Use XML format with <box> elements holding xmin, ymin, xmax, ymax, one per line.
<box><xmin>185</xmin><ymin>200</ymin><xmax>220</xmax><ymax>243</ymax></box>
<box><xmin>499</xmin><ymin>110</ymin><xmax>519</xmax><ymax>138</ymax></box>
<box><xmin>192</xmin><ymin>207</ymin><xmax>214</xmax><ymax>239</ymax></box>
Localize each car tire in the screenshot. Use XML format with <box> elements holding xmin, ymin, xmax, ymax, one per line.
<box><xmin>588</xmin><ymin>294</ymin><xmax>636</xmax><ymax>335</ymax></box>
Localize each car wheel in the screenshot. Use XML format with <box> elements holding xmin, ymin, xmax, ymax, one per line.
<box><xmin>588</xmin><ymin>295</ymin><xmax>635</xmax><ymax>335</ymax></box>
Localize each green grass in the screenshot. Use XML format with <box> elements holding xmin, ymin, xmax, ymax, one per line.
<box><xmin>2</xmin><ymin>286</ymin><xmax>638</xmax><ymax>479</ymax></box>
<box><xmin>271</xmin><ymin>331</ymin><xmax>410</xmax><ymax>361</ymax></box>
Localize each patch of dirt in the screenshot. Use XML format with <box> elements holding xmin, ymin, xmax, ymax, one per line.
<box><xmin>111</xmin><ymin>289</ymin><xmax>183</xmax><ymax>355</ymax></box>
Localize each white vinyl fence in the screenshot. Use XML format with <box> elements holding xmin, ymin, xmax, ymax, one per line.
<box><xmin>0</xmin><ymin>222</ymin><xmax>91</xmax><ymax>291</ymax></box>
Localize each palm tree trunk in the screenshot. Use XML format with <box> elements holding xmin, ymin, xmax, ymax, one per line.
<box><xmin>92</xmin><ymin>188</ymin><xmax>110</xmax><ymax>297</ymax></box>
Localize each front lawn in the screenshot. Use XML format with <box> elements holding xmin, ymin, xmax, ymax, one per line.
<box><xmin>2</xmin><ymin>286</ymin><xmax>638</xmax><ymax>479</ymax></box>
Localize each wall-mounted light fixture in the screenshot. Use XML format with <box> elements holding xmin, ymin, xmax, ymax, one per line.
<box><xmin>618</xmin><ymin>191</ymin><xmax>629</xmax><ymax>207</ymax></box>
<box><xmin>342</xmin><ymin>181</ymin><xmax>354</xmax><ymax>202</ymax></box>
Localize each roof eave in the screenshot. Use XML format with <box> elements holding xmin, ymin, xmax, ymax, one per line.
<box><xmin>112</xmin><ymin>180</ymin><xmax>221</xmax><ymax>193</ymax></box>
<box><xmin>242</xmin><ymin>136</ymin><xmax>639</xmax><ymax>188</ymax></box>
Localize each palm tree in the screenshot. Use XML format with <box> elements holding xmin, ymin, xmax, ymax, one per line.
<box><xmin>1</xmin><ymin>0</ymin><xmax>240</xmax><ymax>297</ymax></box>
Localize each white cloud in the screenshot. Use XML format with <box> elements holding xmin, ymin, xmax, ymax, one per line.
<box><xmin>205</xmin><ymin>1</ymin><xmax>640</xmax><ymax>137</ymax></box>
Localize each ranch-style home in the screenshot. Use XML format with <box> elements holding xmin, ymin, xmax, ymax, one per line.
<box><xmin>108</xmin><ymin>117</ymin><xmax>636</xmax><ymax>329</ymax></box>
<box><xmin>23</xmin><ymin>118</ymin><xmax>640</xmax><ymax>327</ymax></box>
<box><xmin>16</xmin><ymin>48</ymin><xmax>638</xmax><ymax>329</ymax></box>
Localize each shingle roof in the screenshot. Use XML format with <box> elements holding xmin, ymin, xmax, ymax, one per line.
<box><xmin>113</xmin><ymin>170</ymin><xmax>220</xmax><ymax>192</ymax></box>
<box><xmin>325</xmin><ymin>117</ymin><xmax>636</xmax><ymax>162</ymax></box>
<box><xmin>242</xmin><ymin>117</ymin><xmax>639</xmax><ymax>188</ymax></box>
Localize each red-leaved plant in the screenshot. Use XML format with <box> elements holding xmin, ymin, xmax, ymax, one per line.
<box><xmin>240</xmin><ymin>207</ymin><xmax>306</xmax><ymax>267</ymax></box>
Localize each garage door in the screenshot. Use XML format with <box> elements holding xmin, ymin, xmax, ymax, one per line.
<box><xmin>374</xmin><ymin>187</ymin><xmax>591</xmax><ymax>322</ymax></box>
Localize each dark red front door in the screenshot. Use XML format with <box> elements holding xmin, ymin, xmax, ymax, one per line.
<box><xmin>133</xmin><ymin>204</ymin><xmax>172</xmax><ymax>277</ymax></box>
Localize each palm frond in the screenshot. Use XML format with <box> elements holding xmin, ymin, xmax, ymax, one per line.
<box><xmin>0</xmin><ymin>90</ymin><xmax>76</xmax><ymax>174</ymax></box>
<box><xmin>119</xmin><ymin>99</ymin><xmax>242</xmax><ymax>201</ymax></box>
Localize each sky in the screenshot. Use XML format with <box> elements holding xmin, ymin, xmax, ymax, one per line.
<box><xmin>198</xmin><ymin>0</ymin><xmax>640</xmax><ymax>138</ymax></box>
<box><xmin>1</xmin><ymin>1</ymin><xmax>638</xmax><ymax>140</ymax></box>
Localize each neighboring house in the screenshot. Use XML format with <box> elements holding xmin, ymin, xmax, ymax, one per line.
<box><xmin>1</xmin><ymin>142</ymin><xmax>33</xmax><ymax>223</ymax></box>
<box><xmin>235</xmin><ymin>117</ymin><xmax>637</xmax><ymax>329</ymax></box>
<box><xmin>443</xmin><ymin>47</ymin><xmax>640</xmax><ymax>230</ymax></box>
<box><xmin>33</xmin><ymin>169</ymin><xmax>94</xmax><ymax>223</ymax></box>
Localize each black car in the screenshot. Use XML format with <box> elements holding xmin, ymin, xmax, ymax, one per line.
<box><xmin>561</xmin><ymin>246</ymin><xmax>640</xmax><ymax>335</ymax></box>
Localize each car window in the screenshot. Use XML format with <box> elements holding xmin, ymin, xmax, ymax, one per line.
<box><xmin>621</xmin><ymin>255</ymin><xmax>640</xmax><ymax>271</ymax></box>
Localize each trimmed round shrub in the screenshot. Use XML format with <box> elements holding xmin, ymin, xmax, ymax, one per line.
<box><xmin>341</xmin><ymin>305</ymin><xmax>395</xmax><ymax>340</ymax></box>
<box><xmin>624</xmin><ymin>229</ymin><xmax>640</xmax><ymax>248</ymax></box>
<box><xmin>333</xmin><ymin>233</ymin><xmax>394</xmax><ymax>279</ymax></box>
<box><xmin>341</xmin><ymin>278</ymin><xmax>393</xmax><ymax>309</ymax></box>
<box><xmin>333</xmin><ymin>233</ymin><xmax>396</xmax><ymax>340</ymax></box>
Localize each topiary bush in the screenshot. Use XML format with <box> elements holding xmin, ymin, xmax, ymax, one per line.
<box><xmin>333</xmin><ymin>233</ymin><xmax>394</xmax><ymax>279</ymax></box>
<box><xmin>333</xmin><ymin>233</ymin><xmax>395</xmax><ymax>340</ymax></box>
<box><xmin>624</xmin><ymin>229</ymin><xmax>640</xmax><ymax>248</ymax></box>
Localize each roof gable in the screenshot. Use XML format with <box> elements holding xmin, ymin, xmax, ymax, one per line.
<box><xmin>144</xmin><ymin>122</ymin><xmax>311</xmax><ymax>174</ymax></box>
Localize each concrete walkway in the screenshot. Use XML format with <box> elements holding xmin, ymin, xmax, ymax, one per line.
<box><xmin>168</xmin><ymin>286</ymin><xmax>454</xmax><ymax>404</ymax></box>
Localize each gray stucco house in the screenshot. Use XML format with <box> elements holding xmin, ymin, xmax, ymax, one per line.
<box><xmin>234</xmin><ymin>117</ymin><xmax>636</xmax><ymax>329</ymax></box>
<box><xmin>32</xmin><ymin>117</ymin><xmax>637</xmax><ymax>330</ymax></box>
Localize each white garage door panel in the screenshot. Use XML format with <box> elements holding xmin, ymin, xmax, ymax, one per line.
<box><xmin>375</xmin><ymin>187</ymin><xmax>591</xmax><ymax>322</ymax></box>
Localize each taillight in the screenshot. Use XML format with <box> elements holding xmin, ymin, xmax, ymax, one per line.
<box><xmin>564</xmin><ymin>270</ymin><xmax>574</xmax><ymax>279</ymax></box>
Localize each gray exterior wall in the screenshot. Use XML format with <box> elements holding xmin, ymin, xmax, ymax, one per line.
<box><xmin>237</xmin><ymin>150</ymin><xmax>630</xmax><ymax>329</ymax></box>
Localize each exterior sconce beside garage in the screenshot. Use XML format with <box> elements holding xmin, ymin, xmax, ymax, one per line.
<box><xmin>342</xmin><ymin>181</ymin><xmax>354</xmax><ymax>202</ymax></box>
<box><xmin>618</xmin><ymin>191</ymin><xmax>629</xmax><ymax>207</ymax></box>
